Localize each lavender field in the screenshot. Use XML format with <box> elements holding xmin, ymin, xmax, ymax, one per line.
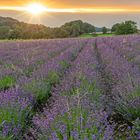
<box><xmin>0</xmin><ymin>36</ymin><xmax>140</xmax><ymax>140</ymax></box>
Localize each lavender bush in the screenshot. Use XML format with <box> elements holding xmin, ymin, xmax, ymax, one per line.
<box><xmin>0</xmin><ymin>37</ymin><xmax>140</xmax><ymax>139</ymax></box>
<box><xmin>0</xmin><ymin>88</ymin><xmax>33</xmax><ymax>139</ymax></box>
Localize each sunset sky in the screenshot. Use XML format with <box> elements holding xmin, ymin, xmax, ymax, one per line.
<box><xmin>0</xmin><ymin>0</ymin><xmax>140</xmax><ymax>28</ymax></box>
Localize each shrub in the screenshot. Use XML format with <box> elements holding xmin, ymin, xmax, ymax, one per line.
<box><xmin>24</xmin><ymin>71</ymin><xmax>59</xmax><ymax>105</ymax></box>
<box><xmin>36</xmin><ymin>73</ymin><xmax>112</xmax><ymax>139</ymax></box>
<box><xmin>0</xmin><ymin>89</ymin><xmax>33</xmax><ymax>139</ymax></box>
<box><xmin>59</xmin><ymin>60</ymin><xmax>70</xmax><ymax>70</ymax></box>
<box><xmin>39</xmin><ymin>107</ymin><xmax>113</xmax><ymax>140</ymax></box>
<box><xmin>23</xmin><ymin>65</ymin><xmax>38</xmax><ymax>77</ymax></box>
<box><xmin>0</xmin><ymin>106</ymin><xmax>32</xmax><ymax>136</ymax></box>
<box><xmin>24</xmin><ymin>80</ymin><xmax>51</xmax><ymax>105</ymax></box>
<box><xmin>0</xmin><ymin>76</ymin><xmax>16</xmax><ymax>91</ymax></box>
<box><xmin>116</xmin><ymin>88</ymin><xmax>140</xmax><ymax>121</ymax></box>
<box><xmin>47</xmin><ymin>71</ymin><xmax>59</xmax><ymax>85</ymax></box>
<box><xmin>0</xmin><ymin>136</ymin><xmax>13</xmax><ymax>140</ymax></box>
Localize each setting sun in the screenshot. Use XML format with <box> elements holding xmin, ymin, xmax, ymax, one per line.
<box><xmin>25</xmin><ymin>3</ymin><xmax>46</xmax><ymax>15</ymax></box>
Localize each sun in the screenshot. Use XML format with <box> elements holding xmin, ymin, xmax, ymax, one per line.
<box><xmin>25</xmin><ymin>3</ymin><xmax>46</xmax><ymax>15</ymax></box>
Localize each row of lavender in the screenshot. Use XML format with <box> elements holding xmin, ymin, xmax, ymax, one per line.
<box><xmin>102</xmin><ymin>35</ymin><xmax>140</xmax><ymax>67</ymax></box>
<box><xmin>0</xmin><ymin>39</ymin><xmax>87</xmax><ymax>139</ymax></box>
<box><xmin>0</xmin><ymin>39</ymin><xmax>81</xmax><ymax>78</ymax></box>
<box><xmin>31</xmin><ymin>40</ymin><xmax>115</xmax><ymax>139</ymax></box>
<box><xmin>96</xmin><ymin>37</ymin><xmax>140</xmax><ymax>139</ymax></box>
<box><xmin>0</xmin><ymin>36</ymin><xmax>140</xmax><ymax>139</ymax></box>
<box><xmin>31</xmin><ymin>36</ymin><xmax>140</xmax><ymax>140</ymax></box>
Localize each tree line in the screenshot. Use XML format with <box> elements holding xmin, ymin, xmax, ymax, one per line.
<box><xmin>111</xmin><ymin>20</ymin><xmax>138</xmax><ymax>35</ymax></box>
<box><xmin>0</xmin><ymin>17</ymin><xmax>95</xmax><ymax>39</ymax></box>
<box><xmin>0</xmin><ymin>17</ymin><xmax>138</xmax><ymax>39</ymax></box>
<box><xmin>101</xmin><ymin>20</ymin><xmax>138</xmax><ymax>35</ymax></box>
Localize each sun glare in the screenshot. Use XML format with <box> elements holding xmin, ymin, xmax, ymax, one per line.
<box><xmin>25</xmin><ymin>3</ymin><xmax>46</xmax><ymax>15</ymax></box>
<box><xmin>0</xmin><ymin>4</ymin><xmax>140</xmax><ymax>14</ymax></box>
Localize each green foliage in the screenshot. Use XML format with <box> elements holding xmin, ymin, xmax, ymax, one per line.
<box><xmin>128</xmin><ymin>87</ymin><xmax>140</xmax><ymax>100</ymax></box>
<box><xmin>112</xmin><ymin>20</ymin><xmax>138</xmax><ymax>35</ymax></box>
<box><xmin>78</xmin><ymin>77</ymin><xmax>102</xmax><ymax>104</ymax></box>
<box><xmin>0</xmin><ymin>17</ymin><xmax>18</xmax><ymax>27</ymax></box>
<box><xmin>38</xmin><ymin>75</ymin><xmax>103</xmax><ymax>139</ymax></box>
<box><xmin>0</xmin><ymin>59</ymin><xmax>3</xmax><ymax>65</ymax></box>
<box><xmin>39</xmin><ymin>83</ymin><xmax>106</xmax><ymax>139</ymax></box>
<box><xmin>80</xmin><ymin>33</ymin><xmax>114</xmax><ymax>38</ymax></box>
<box><xmin>61</xmin><ymin>75</ymin><xmax>102</xmax><ymax>105</ymax></box>
<box><xmin>23</xmin><ymin>65</ymin><xmax>37</xmax><ymax>77</ymax></box>
<box><xmin>47</xmin><ymin>71</ymin><xmax>60</xmax><ymax>85</ymax></box>
<box><xmin>97</xmin><ymin>33</ymin><xmax>114</xmax><ymax>37</ymax></box>
<box><xmin>59</xmin><ymin>61</ymin><xmax>70</xmax><ymax>70</ymax></box>
<box><xmin>83</xmin><ymin>22</ymin><xmax>95</xmax><ymax>33</ymax></box>
<box><xmin>116</xmin><ymin>88</ymin><xmax>140</xmax><ymax>121</ymax></box>
<box><xmin>0</xmin><ymin>103</ymin><xmax>32</xmax><ymax>139</ymax></box>
<box><xmin>24</xmin><ymin>80</ymin><xmax>51</xmax><ymax>105</ymax></box>
<box><xmin>0</xmin><ymin>17</ymin><xmax>137</xmax><ymax>39</ymax></box>
<box><xmin>24</xmin><ymin>71</ymin><xmax>59</xmax><ymax>105</ymax></box>
<box><xmin>0</xmin><ymin>26</ymin><xmax>10</xmax><ymax>39</ymax></box>
<box><xmin>40</xmin><ymin>107</ymin><xmax>102</xmax><ymax>140</ymax></box>
<box><xmin>62</xmin><ymin>20</ymin><xmax>95</xmax><ymax>37</ymax></box>
<box><xmin>111</xmin><ymin>23</ymin><xmax>120</xmax><ymax>33</ymax></box>
<box><xmin>4</xmin><ymin>64</ymin><xmax>13</xmax><ymax>68</ymax></box>
<box><xmin>102</xmin><ymin>27</ymin><xmax>107</xmax><ymax>34</ymax></box>
<box><xmin>132</xmin><ymin>118</ymin><xmax>140</xmax><ymax>134</ymax></box>
<box><xmin>79</xmin><ymin>33</ymin><xmax>94</xmax><ymax>38</ymax></box>
<box><xmin>36</xmin><ymin>59</ymin><xmax>46</xmax><ymax>65</ymax></box>
<box><xmin>52</xmin><ymin>28</ymin><xmax>69</xmax><ymax>38</ymax></box>
<box><xmin>54</xmin><ymin>108</ymin><xmax>89</xmax><ymax>139</ymax></box>
<box><xmin>0</xmin><ymin>136</ymin><xmax>13</xmax><ymax>140</ymax></box>
<box><xmin>0</xmin><ymin>106</ymin><xmax>31</xmax><ymax>127</ymax></box>
<box><xmin>0</xmin><ymin>17</ymin><xmax>96</xmax><ymax>39</ymax></box>
<box><xmin>116</xmin><ymin>102</ymin><xmax>140</xmax><ymax>121</ymax></box>
<box><xmin>0</xmin><ymin>76</ymin><xmax>16</xmax><ymax>91</ymax></box>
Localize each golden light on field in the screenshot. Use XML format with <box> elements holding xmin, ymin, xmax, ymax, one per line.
<box><xmin>25</xmin><ymin>3</ymin><xmax>47</xmax><ymax>15</ymax></box>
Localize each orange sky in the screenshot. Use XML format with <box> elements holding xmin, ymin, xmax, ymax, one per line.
<box><xmin>0</xmin><ymin>0</ymin><xmax>140</xmax><ymax>28</ymax></box>
<box><xmin>0</xmin><ymin>0</ymin><xmax>140</xmax><ymax>9</ymax></box>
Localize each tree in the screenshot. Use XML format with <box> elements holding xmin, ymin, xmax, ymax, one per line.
<box><xmin>102</xmin><ymin>27</ymin><xmax>107</xmax><ymax>34</ymax></box>
<box><xmin>61</xmin><ymin>20</ymin><xmax>95</xmax><ymax>37</ymax></box>
<box><xmin>124</xmin><ymin>21</ymin><xmax>138</xmax><ymax>34</ymax></box>
<box><xmin>83</xmin><ymin>22</ymin><xmax>95</xmax><ymax>33</ymax></box>
<box><xmin>53</xmin><ymin>28</ymin><xmax>69</xmax><ymax>38</ymax></box>
<box><xmin>0</xmin><ymin>26</ymin><xmax>10</xmax><ymax>39</ymax></box>
<box><xmin>0</xmin><ymin>17</ymin><xmax>96</xmax><ymax>39</ymax></box>
<box><xmin>112</xmin><ymin>20</ymin><xmax>138</xmax><ymax>35</ymax></box>
<box><xmin>111</xmin><ymin>23</ymin><xmax>120</xmax><ymax>33</ymax></box>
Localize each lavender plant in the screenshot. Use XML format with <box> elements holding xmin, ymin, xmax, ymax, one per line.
<box><xmin>0</xmin><ymin>88</ymin><xmax>33</xmax><ymax>139</ymax></box>
<box><xmin>0</xmin><ymin>37</ymin><xmax>140</xmax><ymax>139</ymax></box>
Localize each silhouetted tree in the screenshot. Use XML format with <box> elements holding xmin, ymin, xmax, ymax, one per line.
<box><xmin>112</xmin><ymin>21</ymin><xmax>138</xmax><ymax>35</ymax></box>
<box><xmin>102</xmin><ymin>27</ymin><xmax>107</xmax><ymax>34</ymax></box>
<box><xmin>0</xmin><ymin>17</ymin><xmax>96</xmax><ymax>39</ymax></box>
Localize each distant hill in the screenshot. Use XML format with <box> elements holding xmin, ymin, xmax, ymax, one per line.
<box><xmin>0</xmin><ymin>17</ymin><xmax>102</xmax><ymax>39</ymax></box>
<box><xmin>0</xmin><ymin>17</ymin><xmax>49</xmax><ymax>39</ymax></box>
